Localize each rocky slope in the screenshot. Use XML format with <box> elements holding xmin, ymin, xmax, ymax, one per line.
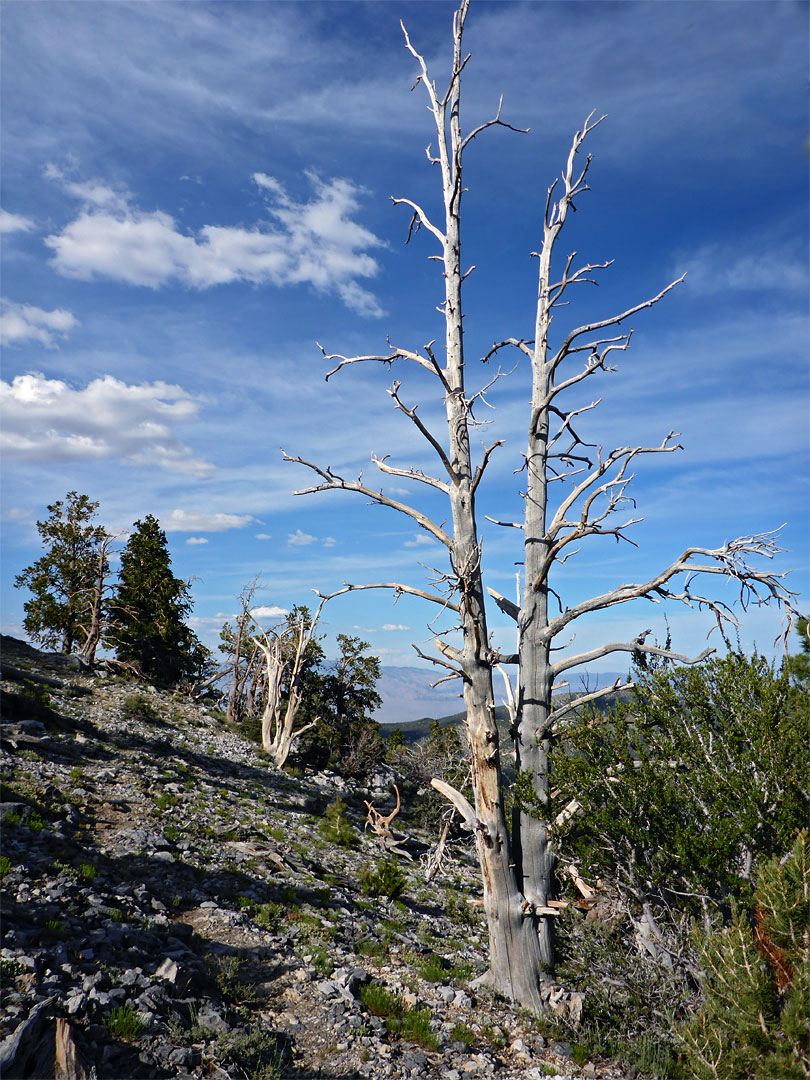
<box><xmin>0</xmin><ymin>637</ymin><xmax>632</xmax><ymax>1080</ymax></box>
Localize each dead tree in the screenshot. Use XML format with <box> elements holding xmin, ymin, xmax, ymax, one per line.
<box><xmin>254</xmin><ymin>593</ymin><xmax>336</xmax><ymax>767</ymax></box>
<box><xmin>285</xmin><ymin>0</ymin><xmax>798</xmax><ymax>1012</ymax></box>
<box><xmin>225</xmin><ymin>577</ymin><xmax>261</xmax><ymax>723</ymax></box>
<box><xmin>76</xmin><ymin>532</ymin><xmax>117</xmax><ymax>666</ymax></box>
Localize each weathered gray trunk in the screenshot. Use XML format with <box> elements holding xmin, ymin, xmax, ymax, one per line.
<box><xmin>438</xmin><ymin>1</ymin><xmax>548</xmax><ymax>1006</ymax></box>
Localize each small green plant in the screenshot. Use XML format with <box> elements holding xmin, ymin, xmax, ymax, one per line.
<box><xmin>254</xmin><ymin>902</ymin><xmax>282</xmax><ymax>931</ymax></box>
<box><xmin>305</xmin><ymin>945</ymin><xmax>335</xmax><ymax>976</ymax></box>
<box><xmin>3</xmin><ymin>812</ymin><xmax>21</xmax><ymax>826</ymax></box>
<box><xmin>281</xmin><ymin>885</ymin><xmax>298</xmax><ymax>904</ymax></box>
<box><xmin>356</xmin><ymin>938</ymin><xmax>387</xmax><ymax>959</ymax></box>
<box><xmin>408</xmin><ymin>952</ymin><xmax>445</xmax><ymax>983</ymax></box>
<box><xmin>121</xmin><ymin>693</ymin><xmax>161</xmax><ymax>724</ymax></box>
<box><xmin>44</xmin><ymin>919</ymin><xmax>67</xmax><ymax>938</ymax></box>
<box><xmin>28</xmin><ymin>812</ymin><xmax>46</xmax><ymax>831</ymax></box>
<box><xmin>389</xmin><ymin>1007</ymin><xmax>439</xmax><ymax>1051</ymax></box>
<box><xmin>319</xmin><ymin>797</ymin><xmax>359</xmax><ymax>849</ymax></box>
<box><xmin>108</xmin><ymin>907</ymin><xmax>124</xmax><ymax>922</ymax></box>
<box><xmin>360</xmin><ymin>982</ymin><xmax>405</xmax><ymax>1019</ymax></box>
<box><xmin>105</xmin><ymin>1004</ymin><xmax>146</xmax><ymax>1041</ymax></box>
<box><xmin>163</xmin><ymin>825</ymin><xmax>179</xmax><ymax>842</ymax></box>
<box><xmin>1</xmin><ymin>957</ymin><xmax>25</xmax><ymax>979</ymax></box>
<box><xmin>68</xmin><ymin>767</ymin><xmax>84</xmax><ymax>785</ymax></box>
<box><xmin>216</xmin><ymin>1023</ymin><xmax>289</xmax><ymax>1080</ymax></box>
<box><xmin>360</xmin><ymin>855</ymin><xmax>406</xmax><ymax>900</ymax></box>
<box><xmin>483</xmin><ymin>1023</ymin><xmax>507</xmax><ymax>1050</ymax></box>
<box><xmin>269</xmin><ymin>825</ymin><xmax>285</xmax><ymax>842</ymax></box>
<box><xmin>154</xmin><ymin>793</ymin><xmax>178</xmax><ymax>811</ymax></box>
<box><xmin>450</xmin><ymin>1022</ymin><xmax>476</xmax><ymax>1049</ymax></box>
<box><xmin>79</xmin><ymin>863</ymin><xmax>97</xmax><ymax>881</ymax></box>
<box><xmin>0</xmin><ymin>856</ymin><xmax>12</xmax><ymax>878</ymax></box>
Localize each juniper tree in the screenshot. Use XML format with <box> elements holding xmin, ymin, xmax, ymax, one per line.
<box><xmin>284</xmin><ymin>0</ymin><xmax>797</xmax><ymax>1010</ymax></box>
<box><xmin>15</xmin><ymin>491</ymin><xmax>113</xmax><ymax>658</ymax></box>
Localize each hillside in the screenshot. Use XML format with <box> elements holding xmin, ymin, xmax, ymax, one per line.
<box><xmin>0</xmin><ymin>637</ymin><xmax>633</xmax><ymax>1080</ymax></box>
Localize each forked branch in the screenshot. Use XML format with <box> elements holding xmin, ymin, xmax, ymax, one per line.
<box><xmin>283</xmin><ymin>451</ymin><xmax>454</xmax><ymax>549</ymax></box>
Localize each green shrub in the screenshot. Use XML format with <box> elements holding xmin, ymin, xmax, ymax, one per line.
<box><xmin>216</xmin><ymin>1023</ymin><xmax>289</xmax><ymax>1080</ymax></box>
<box><xmin>360</xmin><ymin>982</ymin><xmax>405</xmax><ymax>1019</ymax></box>
<box><xmin>79</xmin><ymin>863</ymin><xmax>97</xmax><ymax>881</ymax></box>
<box><xmin>0</xmin><ymin>856</ymin><xmax>11</xmax><ymax>879</ymax></box>
<box><xmin>677</xmin><ymin>831</ymin><xmax>810</xmax><ymax>1079</ymax></box>
<box><xmin>390</xmin><ymin>1006</ymin><xmax>439</xmax><ymax>1050</ymax></box>
<box><xmin>360</xmin><ymin>855</ymin><xmax>406</xmax><ymax>900</ymax></box>
<box><xmin>356</xmin><ymin>938</ymin><xmax>387</xmax><ymax>959</ymax></box>
<box><xmin>554</xmin><ymin>653</ymin><xmax>810</xmax><ymax>917</ymax></box>
<box><xmin>254</xmin><ymin>902</ymin><xmax>281</xmax><ymax>931</ymax></box>
<box><xmin>318</xmin><ymin>797</ymin><xmax>358</xmax><ymax>849</ymax></box>
<box><xmin>121</xmin><ymin>693</ymin><xmax>161</xmax><ymax>724</ymax></box>
<box><xmin>359</xmin><ymin>983</ymin><xmax>438</xmax><ymax>1050</ymax></box>
<box><xmin>450</xmin><ymin>1022</ymin><xmax>476</xmax><ymax>1048</ymax></box>
<box><xmin>105</xmin><ymin>1005</ymin><xmax>146</xmax><ymax>1040</ymax></box>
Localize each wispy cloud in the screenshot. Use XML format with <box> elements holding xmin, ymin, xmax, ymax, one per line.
<box><xmin>44</xmin><ymin>170</ymin><xmax>385</xmax><ymax>315</ymax></box>
<box><xmin>0</xmin><ymin>299</ymin><xmax>78</xmax><ymax>347</ymax></box>
<box><xmin>186</xmin><ymin>536</ymin><xmax>208</xmax><ymax>545</ymax></box>
<box><xmin>0</xmin><ymin>372</ymin><xmax>212</xmax><ymax>476</ymax></box>
<box><xmin>161</xmin><ymin>509</ymin><xmax>255</xmax><ymax>532</ymax></box>
<box><xmin>675</xmin><ymin>240</ymin><xmax>809</xmax><ymax>295</ymax></box>
<box><xmin>0</xmin><ymin>209</ymin><xmax>35</xmax><ymax>234</ymax></box>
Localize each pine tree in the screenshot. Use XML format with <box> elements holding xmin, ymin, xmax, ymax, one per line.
<box><xmin>14</xmin><ymin>492</ymin><xmax>110</xmax><ymax>655</ymax></box>
<box><xmin>677</xmin><ymin>832</ymin><xmax>810</xmax><ymax>1079</ymax></box>
<box><xmin>108</xmin><ymin>514</ymin><xmax>208</xmax><ymax>686</ymax></box>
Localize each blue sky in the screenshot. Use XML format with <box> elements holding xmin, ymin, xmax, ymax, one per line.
<box><xmin>2</xmin><ymin>0</ymin><xmax>808</xmax><ymax>691</ymax></box>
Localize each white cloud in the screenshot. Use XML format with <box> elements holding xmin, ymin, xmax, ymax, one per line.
<box><xmin>161</xmin><ymin>509</ymin><xmax>255</xmax><ymax>532</ymax></box>
<box><xmin>0</xmin><ymin>372</ymin><xmax>212</xmax><ymax>476</ymax></box>
<box><xmin>255</xmin><ymin>532</ymin><xmax>272</xmax><ymax>540</ymax></box>
<box><xmin>322</xmin><ymin>536</ymin><xmax>336</xmax><ymax>547</ymax></box>
<box><xmin>0</xmin><ymin>209</ymin><xmax>34</xmax><ymax>234</ymax></box>
<box><xmin>251</xmin><ymin>604</ymin><xmax>288</xmax><ymax>620</ymax></box>
<box><xmin>676</xmin><ymin>241</ymin><xmax>809</xmax><ymax>295</ymax></box>
<box><xmin>382</xmin><ymin>624</ymin><xmax>410</xmax><ymax>632</ymax></box>
<box><xmin>0</xmin><ymin>299</ymin><xmax>78</xmax><ymax>347</ymax></box>
<box><xmin>186</xmin><ymin>536</ymin><xmax>208</xmax><ymax>545</ymax></box>
<box><xmin>404</xmin><ymin>533</ymin><xmax>436</xmax><ymax>547</ymax></box>
<box><xmin>44</xmin><ymin>170</ymin><xmax>385</xmax><ymax>316</ymax></box>
<box><xmin>287</xmin><ymin>528</ymin><xmax>317</xmax><ymax>546</ymax></box>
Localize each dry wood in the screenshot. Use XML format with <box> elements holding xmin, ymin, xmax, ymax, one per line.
<box><xmin>284</xmin><ymin>0</ymin><xmax>799</xmax><ymax>1015</ymax></box>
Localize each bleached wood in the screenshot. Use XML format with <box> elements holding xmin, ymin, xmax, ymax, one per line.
<box><xmin>284</xmin><ymin>0</ymin><xmax>799</xmax><ymax>1018</ymax></box>
<box><xmin>430</xmin><ymin>777</ymin><xmax>477</xmax><ymax>830</ymax></box>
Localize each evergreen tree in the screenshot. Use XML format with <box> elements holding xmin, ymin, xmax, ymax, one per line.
<box><xmin>553</xmin><ymin>653</ymin><xmax>810</xmax><ymax>918</ymax></box>
<box><xmin>14</xmin><ymin>492</ymin><xmax>110</xmax><ymax>654</ymax></box>
<box><xmin>299</xmin><ymin>634</ymin><xmax>383</xmax><ymax>775</ymax></box>
<box><xmin>108</xmin><ymin>514</ymin><xmax>208</xmax><ymax>686</ymax></box>
<box><xmin>677</xmin><ymin>831</ymin><xmax>809</xmax><ymax>1079</ymax></box>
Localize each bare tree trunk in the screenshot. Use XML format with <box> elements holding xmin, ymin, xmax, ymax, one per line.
<box><xmin>77</xmin><ymin>535</ymin><xmax>115</xmax><ymax>666</ymax></box>
<box><xmin>254</xmin><ymin>596</ymin><xmax>333</xmax><ymax>768</ymax></box>
<box><xmin>284</xmin><ymin>0</ymin><xmax>798</xmax><ymax>1013</ymax></box>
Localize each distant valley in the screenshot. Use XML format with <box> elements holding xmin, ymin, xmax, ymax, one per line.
<box><xmin>372</xmin><ymin>665</ymin><xmax>629</xmax><ymax>729</ymax></box>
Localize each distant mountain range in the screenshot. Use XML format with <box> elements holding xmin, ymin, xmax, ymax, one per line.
<box><xmin>372</xmin><ymin>665</ymin><xmax>629</xmax><ymax>728</ymax></box>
